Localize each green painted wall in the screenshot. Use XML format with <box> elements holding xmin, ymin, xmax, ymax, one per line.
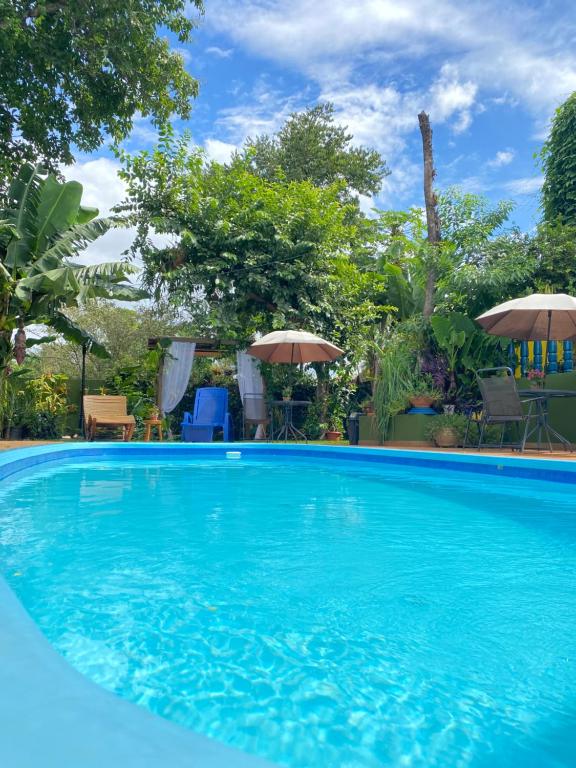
<box><xmin>359</xmin><ymin>413</ymin><xmax>433</xmax><ymax>445</ymax></box>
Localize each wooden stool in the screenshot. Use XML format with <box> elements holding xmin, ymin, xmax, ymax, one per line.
<box><xmin>143</xmin><ymin>419</ymin><xmax>163</xmax><ymax>442</ymax></box>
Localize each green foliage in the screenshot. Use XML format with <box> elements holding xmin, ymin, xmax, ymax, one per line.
<box><xmin>36</xmin><ymin>299</ymin><xmax>193</xmax><ymax>380</ymax></box>
<box><xmin>24</xmin><ymin>372</ymin><xmax>69</xmax><ymax>437</ymax></box>
<box><xmin>105</xmin><ymin>357</ymin><xmax>156</xmax><ymax>414</ymax></box>
<box><xmin>430</xmin><ymin>312</ymin><xmax>510</xmax><ymax>403</ymax></box>
<box><xmin>529</xmin><ymin>221</ymin><xmax>576</xmax><ymax>292</ymax></box>
<box><xmin>0</xmin><ymin>163</ymin><xmax>146</xmax><ymax>376</ymax></box>
<box><xmin>119</xmin><ymin>133</ymin><xmax>387</xmax><ymax>358</ymax></box>
<box><xmin>541</xmin><ymin>92</ymin><xmax>576</xmax><ymax>225</ymax></box>
<box><xmin>438</xmin><ymin>188</ymin><xmax>514</xmax><ymax>259</ymax></box>
<box><xmin>0</xmin><ymin>369</ymin><xmax>69</xmax><ymax>438</ymax></box>
<box><xmin>0</xmin><ymin>0</ymin><xmax>203</xmax><ymax>175</ymax></box>
<box><xmin>430</xmin><ymin>312</ymin><xmax>476</xmax><ymax>395</ymax></box>
<box><xmin>372</xmin><ymin>323</ymin><xmax>421</xmax><ymax>439</ymax></box>
<box><xmin>408</xmin><ymin>374</ymin><xmax>442</xmax><ymax>401</ymax></box>
<box><xmin>374</xmin><ymin>191</ymin><xmax>534</xmax><ymax>321</ymax></box>
<box><xmin>244</xmin><ymin>103</ymin><xmax>389</xmax><ymax>201</ymax></box>
<box><xmin>435</xmin><ymin>191</ymin><xmax>534</xmax><ymax>317</ymax></box>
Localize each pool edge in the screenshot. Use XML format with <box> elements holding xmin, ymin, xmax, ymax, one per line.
<box><xmin>2</xmin><ymin>441</ymin><xmax>576</xmax><ymax>767</ymax></box>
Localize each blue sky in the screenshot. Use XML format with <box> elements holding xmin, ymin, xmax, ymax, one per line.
<box><xmin>72</xmin><ymin>0</ymin><xmax>576</xmax><ymax>264</ymax></box>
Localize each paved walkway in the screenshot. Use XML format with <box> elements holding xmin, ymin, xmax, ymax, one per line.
<box><xmin>0</xmin><ymin>440</ymin><xmax>61</xmax><ymax>451</ymax></box>
<box><xmin>1</xmin><ymin>439</ymin><xmax>575</xmax><ymax>460</ymax></box>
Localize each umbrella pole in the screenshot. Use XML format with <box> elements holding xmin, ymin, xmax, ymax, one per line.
<box><xmin>546</xmin><ymin>310</ymin><xmax>552</xmax><ymax>374</ymax></box>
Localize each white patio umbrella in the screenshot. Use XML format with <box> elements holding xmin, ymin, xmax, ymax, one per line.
<box><xmin>476</xmin><ymin>292</ymin><xmax>576</xmax><ymax>370</ymax></box>
<box><xmin>247</xmin><ymin>330</ymin><xmax>343</xmax><ymax>364</ymax></box>
<box><xmin>476</xmin><ymin>293</ymin><xmax>576</xmax><ymax>341</ymax></box>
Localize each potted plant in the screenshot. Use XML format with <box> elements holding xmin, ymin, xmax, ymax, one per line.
<box><xmin>322</xmin><ymin>415</ymin><xmax>344</xmax><ymax>441</ymax></box>
<box><xmin>526</xmin><ymin>368</ymin><xmax>545</xmax><ymax>389</ymax></box>
<box><xmin>408</xmin><ymin>375</ymin><xmax>442</xmax><ymax>409</ymax></box>
<box><xmin>142</xmin><ymin>401</ymin><xmax>161</xmax><ymax>420</ymax></box>
<box><xmin>282</xmin><ymin>386</ymin><xmax>293</xmax><ymax>402</ymax></box>
<box><xmin>424</xmin><ymin>414</ymin><xmax>467</xmax><ymax>447</ymax></box>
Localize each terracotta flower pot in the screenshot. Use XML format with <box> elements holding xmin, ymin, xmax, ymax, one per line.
<box><xmin>434</xmin><ymin>427</ymin><xmax>459</xmax><ymax>448</ymax></box>
<box><xmin>410</xmin><ymin>396</ymin><xmax>435</xmax><ymax>408</ymax></box>
<box><xmin>325</xmin><ymin>430</ymin><xmax>342</xmax><ymax>441</ymax></box>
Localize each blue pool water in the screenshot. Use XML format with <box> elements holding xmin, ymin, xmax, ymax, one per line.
<box><xmin>1</xmin><ymin>455</ymin><xmax>576</xmax><ymax>768</ymax></box>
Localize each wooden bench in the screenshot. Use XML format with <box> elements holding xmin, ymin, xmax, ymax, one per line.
<box><xmin>83</xmin><ymin>395</ymin><xmax>136</xmax><ymax>442</ymax></box>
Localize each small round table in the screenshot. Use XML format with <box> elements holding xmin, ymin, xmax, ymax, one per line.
<box><xmin>143</xmin><ymin>419</ymin><xmax>163</xmax><ymax>442</ymax></box>
<box><xmin>270</xmin><ymin>400</ymin><xmax>311</xmax><ymax>441</ymax></box>
<box><xmin>518</xmin><ymin>388</ymin><xmax>575</xmax><ymax>451</ymax></box>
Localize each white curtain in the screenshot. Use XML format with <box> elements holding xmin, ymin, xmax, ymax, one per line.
<box><xmin>236</xmin><ymin>351</ymin><xmax>264</xmax><ymax>399</ymax></box>
<box><xmin>160</xmin><ymin>341</ymin><xmax>196</xmax><ymax>414</ymax></box>
<box><xmin>236</xmin><ymin>351</ymin><xmax>265</xmax><ymax>438</ymax></box>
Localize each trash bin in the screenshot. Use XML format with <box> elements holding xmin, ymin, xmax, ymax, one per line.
<box><xmin>347</xmin><ymin>412</ymin><xmax>360</xmax><ymax>445</ymax></box>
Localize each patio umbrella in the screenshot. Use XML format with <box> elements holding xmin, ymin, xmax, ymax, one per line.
<box><xmin>476</xmin><ymin>293</ymin><xmax>576</xmax><ymax>340</ymax></box>
<box><xmin>476</xmin><ymin>292</ymin><xmax>576</xmax><ymax>370</ymax></box>
<box><xmin>247</xmin><ymin>330</ymin><xmax>343</xmax><ymax>363</ymax></box>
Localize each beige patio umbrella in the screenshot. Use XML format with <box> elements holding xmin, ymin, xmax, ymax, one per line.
<box><xmin>477</xmin><ymin>292</ymin><xmax>576</xmax><ymax>371</ymax></box>
<box><xmin>247</xmin><ymin>330</ymin><xmax>343</xmax><ymax>363</ymax></box>
<box><xmin>476</xmin><ymin>293</ymin><xmax>576</xmax><ymax>340</ymax></box>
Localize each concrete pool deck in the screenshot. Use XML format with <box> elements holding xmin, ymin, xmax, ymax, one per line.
<box><xmin>2</xmin><ymin>437</ymin><xmax>576</xmax><ymax>460</ymax></box>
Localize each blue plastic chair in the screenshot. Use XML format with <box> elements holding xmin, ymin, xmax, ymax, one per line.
<box><xmin>181</xmin><ymin>387</ymin><xmax>233</xmax><ymax>442</ymax></box>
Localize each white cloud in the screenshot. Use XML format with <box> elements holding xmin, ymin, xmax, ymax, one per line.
<box><xmin>205</xmin><ymin>45</ymin><xmax>234</xmax><ymax>58</ymax></box>
<box><xmin>426</xmin><ymin>63</ymin><xmax>477</xmax><ymax>133</ymax></box>
<box><xmin>209</xmin><ymin>0</ymin><xmax>576</xmax><ymax>116</ymax></box>
<box><xmin>204</xmin><ymin>138</ymin><xmax>237</xmax><ymax>163</ymax></box>
<box><xmin>202</xmin><ymin>0</ymin><xmax>576</xmax><ymax>212</ymax></box>
<box><xmin>487</xmin><ymin>149</ymin><xmax>515</xmax><ymax>168</ymax></box>
<box><xmin>61</xmin><ymin>158</ymin><xmax>135</xmax><ymax>267</ymax></box>
<box><xmin>215</xmin><ymin>78</ymin><xmax>308</xmax><ymax>144</ymax></box>
<box><xmin>209</xmin><ymin>0</ymin><xmax>471</xmax><ymax>73</ymax></box>
<box><xmin>127</xmin><ymin>113</ymin><xmax>159</xmax><ymax>146</ymax></box>
<box><xmin>62</xmin><ymin>158</ymin><xmax>170</xmax><ymax>269</ymax></box>
<box><xmin>64</xmin><ymin>157</ymin><xmax>125</xmax><ymax>216</ymax></box>
<box><xmin>319</xmin><ymin>83</ymin><xmax>415</xmax><ymax>157</ymax></box>
<box><xmin>502</xmin><ymin>176</ymin><xmax>543</xmax><ymax>195</ymax></box>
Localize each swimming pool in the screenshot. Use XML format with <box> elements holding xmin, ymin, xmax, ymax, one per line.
<box><xmin>1</xmin><ymin>444</ymin><xmax>576</xmax><ymax>767</ymax></box>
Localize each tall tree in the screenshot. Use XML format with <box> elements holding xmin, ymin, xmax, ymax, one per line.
<box><xmin>418</xmin><ymin>111</ymin><xmax>441</xmax><ymax>318</ymax></box>
<box><xmin>541</xmin><ymin>92</ymin><xmax>576</xmax><ymax>226</ymax></box>
<box><xmin>374</xmin><ymin>190</ymin><xmax>534</xmax><ymax>320</ymax></box>
<box><xmin>119</xmin><ymin>134</ymin><xmax>386</xmax><ymax>353</ymax></box>
<box><xmin>35</xmin><ymin>300</ymin><xmax>192</xmax><ymax>379</ymax></box>
<box><xmin>0</xmin><ymin>0</ymin><xmax>202</xmax><ymax>176</ymax></box>
<box><xmin>243</xmin><ymin>103</ymin><xmax>388</xmax><ymax>202</ymax></box>
<box><xmin>530</xmin><ymin>221</ymin><xmax>576</xmax><ymax>293</ymax></box>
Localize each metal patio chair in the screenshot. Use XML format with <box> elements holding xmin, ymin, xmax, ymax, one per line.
<box><xmin>242</xmin><ymin>393</ymin><xmax>269</xmax><ymax>440</ymax></box>
<box><xmin>468</xmin><ymin>367</ymin><xmax>539</xmax><ymax>452</ymax></box>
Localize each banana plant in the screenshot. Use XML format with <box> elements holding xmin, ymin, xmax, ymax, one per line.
<box><xmin>0</xmin><ymin>163</ymin><xmax>147</xmax><ymax>376</ymax></box>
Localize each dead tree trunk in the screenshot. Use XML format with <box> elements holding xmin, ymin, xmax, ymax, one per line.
<box><xmin>418</xmin><ymin>111</ymin><xmax>441</xmax><ymax>319</ymax></box>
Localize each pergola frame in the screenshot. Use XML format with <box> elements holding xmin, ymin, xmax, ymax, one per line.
<box><xmin>148</xmin><ymin>336</ymin><xmax>237</xmax><ymax>408</ymax></box>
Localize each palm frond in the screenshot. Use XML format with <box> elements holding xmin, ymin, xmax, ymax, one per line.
<box><xmin>15</xmin><ymin>266</ymin><xmax>80</xmax><ymax>299</ymax></box>
<box><xmin>48</xmin><ymin>312</ymin><xmax>111</xmax><ymax>359</ymax></box>
<box><xmin>74</xmin><ymin>260</ymin><xmax>139</xmax><ymax>283</ymax></box>
<box><xmin>26</xmin><ymin>335</ymin><xmax>58</xmax><ymax>348</ymax></box>
<box><xmin>41</xmin><ymin>218</ymin><xmax>114</xmax><ymax>263</ymax></box>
